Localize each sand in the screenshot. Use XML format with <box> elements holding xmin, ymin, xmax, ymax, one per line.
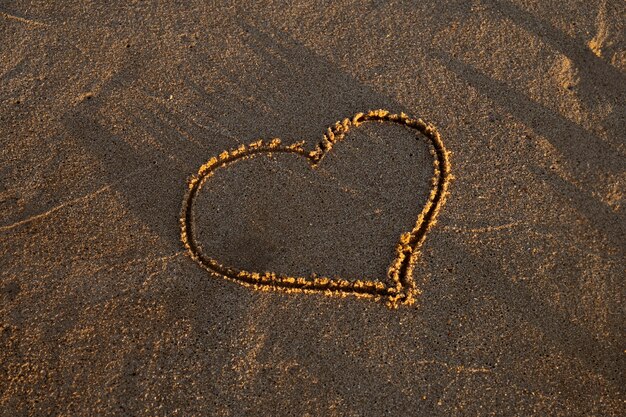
<box><xmin>1</xmin><ymin>1</ymin><xmax>624</xmax><ymax>416</ymax></box>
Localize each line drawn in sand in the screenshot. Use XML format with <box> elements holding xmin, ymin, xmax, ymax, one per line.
<box><xmin>180</xmin><ymin>110</ymin><xmax>452</xmax><ymax>307</ymax></box>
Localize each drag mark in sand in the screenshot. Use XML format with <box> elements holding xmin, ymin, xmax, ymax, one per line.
<box><xmin>0</xmin><ymin>11</ymin><xmax>47</xmax><ymax>27</ymax></box>
<box><xmin>180</xmin><ymin>110</ymin><xmax>452</xmax><ymax>307</ymax></box>
<box><xmin>0</xmin><ymin>165</ymin><xmax>155</xmax><ymax>232</ymax></box>
<box><xmin>443</xmin><ymin>221</ymin><xmax>522</xmax><ymax>234</ymax></box>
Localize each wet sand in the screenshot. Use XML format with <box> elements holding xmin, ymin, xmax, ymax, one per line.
<box><xmin>1</xmin><ymin>1</ymin><xmax>624</xmax><ymax>416</ymax></box>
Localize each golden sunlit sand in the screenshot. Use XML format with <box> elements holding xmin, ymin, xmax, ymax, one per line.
<box><xmin>1</xmin><ymin>1</ymin><xmax>624</xmax><ymax>416</ymax></box>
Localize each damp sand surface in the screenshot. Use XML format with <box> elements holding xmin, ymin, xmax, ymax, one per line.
<box><xmin>1</xmin><ymin>1</ymin><xmax>625</xmax><ymax>416</ymax></box>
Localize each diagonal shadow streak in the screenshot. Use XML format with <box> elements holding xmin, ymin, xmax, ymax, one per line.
<box><xmin>184</xmin><ymin>17</ymin><xmax>406</xmax><ymax>145</ymax></box>
<box><xmin>434</xmin><ymin>50</ymin><xmax>624</xmax><ymax>172</ymax></box>
<box><xmin>528</xmin><ymin>164</ymin><xmax>625</xmax><ymax>259</ymax></box>
<box><xmin>488</xmin><ymin>0</ymin><xmax>626</xmax><ymax>105</ymax></box>
<box><xmin>443</xmin><ymin>238</ymin><xmax>625</xmax><ymax>394</ymax></box>
<box><xmin>434</xmin><ymin>52</ymin><xmax>625</xmax><ymax>255</ymax></box>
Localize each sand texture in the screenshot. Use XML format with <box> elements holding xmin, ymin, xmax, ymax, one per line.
<box><xmin>1</xmin><ymin>1</ymin><xmax>625</xmax><ymax>416</ymax></box>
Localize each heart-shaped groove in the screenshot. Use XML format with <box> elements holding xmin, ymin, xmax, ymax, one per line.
<box><xmin>180</xmin><ymin>110</ymin><xmax>452</xmax><ymax>308</ymax></box>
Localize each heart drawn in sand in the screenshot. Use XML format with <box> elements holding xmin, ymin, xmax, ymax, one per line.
<box><xmin>180</xmin><ymin>110</ymin><xmax>452</xmax><ymax>307</ymax></box>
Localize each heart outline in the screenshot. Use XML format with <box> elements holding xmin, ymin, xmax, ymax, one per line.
<box><xmin>180</xmin><ymin>110</ymin><xmax>452</xmax><ymax>307</ymax></box>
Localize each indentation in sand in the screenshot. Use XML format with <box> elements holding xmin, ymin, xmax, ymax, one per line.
<box><xmin>587</xmin><ymin>0</ymin><xmax>625</xmax><ymax>70</ymax></box>
<box><xmin>551</xmin><ymin>56</ymin><xmax>579</xmax><ymax>91</ymax></box>
<box><xmin>180</xmin><ymin>110</ymin><xmax>452</xmax><ymax>307</ymax></box>
<box><xmin>588</xmin><ymin>0</ymin><xmax>609</xmax><ymax>58</ymax></box>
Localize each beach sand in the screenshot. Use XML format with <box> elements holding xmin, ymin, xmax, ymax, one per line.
<box><xmin>1</xmin><ymin>1</ymin><xmax>624</xmax><ymax>415</ymax></box>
